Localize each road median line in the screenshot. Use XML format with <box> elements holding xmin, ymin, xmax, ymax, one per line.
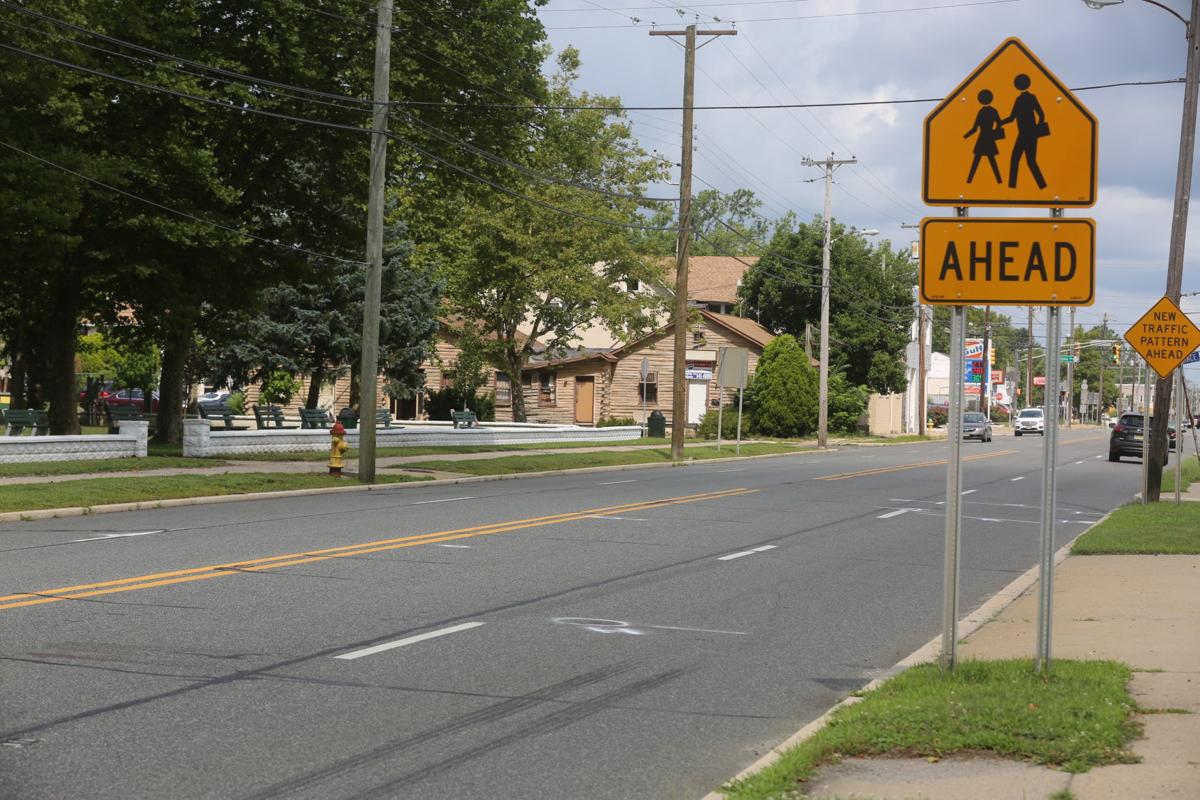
<box><xmin>815</xmin><ymin>449</ymin><xmax>1016</xmax><ymax>481</ymax></box>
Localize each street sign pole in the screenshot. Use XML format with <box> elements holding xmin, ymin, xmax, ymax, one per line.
<box><xmin>716</xmin><ymin>349</ymin><xmax>724</xmax><ymax>452</ymax></box>
<box><xmin>1036</xmin><ymin>300</ymin><xmax>1062</xmax><ymax>674</ymax></box>
<box><xmin>736</xmin><ymin>386</ymin><xmax>744</xmax><ymax>455</ymax></box>
<box><xmin>940</xmin><ymin>292</ymin><xmax>967</xmax><ymax>671</ymax></box>
<box><xmin>1144</xmin><ymin>359</ymin><xmax>1152</xmax><ymax>504</ymax></box>
<box><xmin>640</xmin><ymin>355</ymin><xmax>650</xmax><ymax>439</ymax></box>
<box><xmin>1176</xmin><ymin>369</ymin><xmax>1185</xmax><ymax>505</ymax></box>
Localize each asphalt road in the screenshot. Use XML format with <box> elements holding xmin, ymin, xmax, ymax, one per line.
<box><xmin>0</xmin><ymin>429</ymin><xmax>1136</xmax><ymax>800</ymax></box>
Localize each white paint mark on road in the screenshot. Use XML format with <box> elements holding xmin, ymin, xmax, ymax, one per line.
<box><xmin>645</xmin><ymin>624</ymin><xmax>748</xmax><ymax>635</ymax></box>
<box><xmin>71</xmin><ymin>530</ymin><xmax>164</xmax><ymax>543</ymax></box>
<box><xmin>437</xmin><ymin>544</ymin><xmax>472</xmax><ymax>548</ymax></box>
<box><xmin>888</xmin><ymin>498</ymin><xmax>914</xmax><ymax>502</ymax></box>
<box><xmin>598</xmin><ymin>479</ymin><xmax>636</xmax><ymax>486</ymax></box>
<box><xmin>1074</xmin><ymin>460</ymin><xmax>1085</xmax><ymax>465</ymax></box>
<box><xmin>718</xmin><ymin>545</ymin><xmax>777</xmax><ymax>561</ymax></box>
<box><xmin>586</xmin><ymin>515</ymin><xmax>649</xmax><ymax>521</ymax></box>
<box><xmin>716</xmin><ymin>468</ymin><xmax>746</xmax><ymax>473</ymax></box>
<box><xmin>1010</xmin><ymin>476</ymin><xmax>1025</xmax><ymax>482</ymax></box>
<box><xmin>1095</xmin><ymin>455</ymin><xmax>1103</xmax><ymax>459</ymax></box>
<box><xmin>411</xmin><ymin>496</ymin><xmax>476</xmax><ymax>505</ymax></box>
<box><xmin>961</xmin><ymin>489</ymin><xmax>977</xmax><ymax>496</ymax></box>
<box><xmin>877</xmin><ymin>508</ymin><xmax>915</xmax><ymax>519</ymax></box>
<box><xmin>334</xmin><ymin>622</ymin><xmax>485</xmax><ymax>660</ymax></box>
<box><xmin>552</xmin><ymin>617</ymin><xmax>643</xmax><ymax>635</ymax></box>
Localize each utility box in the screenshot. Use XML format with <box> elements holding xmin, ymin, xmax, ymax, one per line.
<box><xmin>647</xmin><ymin>410</ymin><xmax>666</xmax><ymax>438</ymax></box>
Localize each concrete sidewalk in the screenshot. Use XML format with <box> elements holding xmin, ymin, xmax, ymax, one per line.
<box><xmin>803</xmin><ymin>551</ymin><xmax>1200</xmax><ymax>800</ymax></box>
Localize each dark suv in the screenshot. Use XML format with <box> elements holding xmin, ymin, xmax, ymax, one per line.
<box><xmin>1108</xmin><ymin>413</ymin><xmax>1176</xmax><ymax>464</ymax></box>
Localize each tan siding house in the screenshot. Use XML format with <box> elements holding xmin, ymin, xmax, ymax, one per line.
<box><xmin>521</xmin><ymin>310</ymin><xmax>777</xmax><ymax>426</ymax></box>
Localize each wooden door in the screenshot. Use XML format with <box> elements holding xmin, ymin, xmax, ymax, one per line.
<box><xmin>574</xmin><ymin>377</ymin><xmax>595</xmax><ymax>424</ymax></box>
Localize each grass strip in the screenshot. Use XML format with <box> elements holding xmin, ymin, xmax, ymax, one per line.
<box><xmin>0</xmin><ymin>456</ymin><xmax>221</xmax><ymax>478</ymax></box>
<box><xmin>1071</xmin><ymin>501</ymin><xmax>1200</xmax><ymax>555</ymax></box>
<box><xmin>720</xmin><ymin>659</ymin><xmax>1138</xmax><ymax>800</ymax></box>
<box><xmin>0</xmin><ymin>472</ymin><xmax>427</xmax><ymax>514</ymax></box>
<box><xmin>1161</xmin><ymin>454</ymin><xmax>1200</xmax><ymax>493</ymax></box>
<box><xmin>400</xmin><ymin>442</ymin><xmax>802</xmax><ymax>476</ymax></box>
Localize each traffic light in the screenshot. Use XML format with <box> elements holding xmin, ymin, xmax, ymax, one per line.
<box><xmin>1073</xmin><ymin>342</ymin><xmax>1081</xmax><ymax>357</ymax></box>
<box><xmin>1111</xmin><ymin>343</ymin><xmax>1121</xmax><ymax>364</ymax></box>
<box><xmin>988</xmin><ymin>346</ymin><xmax>995</xmax><ymax>366</ymax></box>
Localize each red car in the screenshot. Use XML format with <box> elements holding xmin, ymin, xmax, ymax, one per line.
<box><xmin>106</xmin><ymin>388</ymin><xmax>161</xmax><ymax>412</ymax></box>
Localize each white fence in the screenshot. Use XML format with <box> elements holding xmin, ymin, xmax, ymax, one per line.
<box><xmin>183</xmin><ymin>419</ymin><xmax>643</xmax><ymax>458</ymax></box>
<box><xmin>0</xmin><ymin>421</ymin><xmax>149</xmax><ymax>464</ymax></box>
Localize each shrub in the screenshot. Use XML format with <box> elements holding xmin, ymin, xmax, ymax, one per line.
<box><xmin>749</xmin><ymin>334</ymin><xmax>817</xmax><ymax>438</ymax></box>
<box><xmin>260</xmin><ymin>370</ymin><xmax>300</xmax><ymax>406</ymax></box>
<box><xmin>226</xmin><ymin>391</ymin><xmax>245</xmax><ymax>415</ymax></box>
<box><xmin>597</xmin><ymin>416</ymin><xmax>637</xmax><ymax>427</ymax></box>
<box><xmin>928</xmin><ymin>405</ymin><xmax>948</xmax><ymax>428</ymax></box>
<box><xmin>828</xmin><ymin>373</ymin><xmax>868</xmax><ymax>434</ymax></box>
<box><xmin>425</xmin><ymin>386</ymin><xmax>494</xmax><ymax>421</ymax></box>
<box><xmin>697</xmin><ymin>406</ymin><xmax>749</xmax><ymax>440</ymax></box>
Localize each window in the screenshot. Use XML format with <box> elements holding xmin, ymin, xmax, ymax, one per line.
<box><xmin>638</xmin><ymin>371</ymin><xmax>658</xmax><ymax>404</ymax></box>
<box><xmin>495</xmin><ymin>372</ymin><xmax>511</xmax><ymax>404</ymax></box>
<box><xmin>539</xmin><ymin>372</ymin><xmax>556</xmax><ymax>406</ymax></box>
<box><xmin>440</xmin><ymin>370</ymin><xmax>456</xmax><ymax>390</ymax></box>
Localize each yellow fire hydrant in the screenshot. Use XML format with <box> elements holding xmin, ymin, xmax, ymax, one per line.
<box><xmin>328</xmin><ymin>421</ymin><xmax>349</xmax><ymax>477</ymax></box>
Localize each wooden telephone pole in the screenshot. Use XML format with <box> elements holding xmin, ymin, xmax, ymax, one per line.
<box><xmin>651</xmin><ymin>24</ymin><xmax>736</xmax><ymax>461</ymax></box>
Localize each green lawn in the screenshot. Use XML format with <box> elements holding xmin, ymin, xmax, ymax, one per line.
<box><xmin>400</xmin><ymin>442</ymin><xmax>803</xmax><ymax>476</ymax></box>
<box><xmin>0</xmin><ymin>456</ymin><xmax>221</xmax><ymax>479</ymax></box>
<box><xmin>0</xmin><ymin>472</ymin><xmax>427</xmax><ymax>514</ymax></box>
<box><xmin>719</xmin><ymin>659</ymin><xmax>1139</xmax><ymax>800</ymax></box>
<box><xmin>1162</xmin><ymin>454</ymin><xmax>1200</xmax><ymax>493</ymax></box>
<box><xmin>1071</xmin><ymin>501</ymin><xmax>1200</xmax><ymax>555</ymax></box>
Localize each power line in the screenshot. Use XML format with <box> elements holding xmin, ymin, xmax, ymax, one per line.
<box><xmin>0</xmin><ymin>139</ymin><xmax>365</xmax><ymax>265</ymax></box>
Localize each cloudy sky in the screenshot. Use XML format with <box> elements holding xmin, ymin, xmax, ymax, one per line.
<box><xmin>534</xmin><ymin>0</ymin><xmax>1200</xmax><ymax>380</ymax></box>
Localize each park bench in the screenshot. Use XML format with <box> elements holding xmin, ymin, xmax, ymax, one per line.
<box><xmin>451</xmin><ymin>410</ymin><xmax>479</xmax><ymax>429</ymax></box>
<box><xmin>374</xmin><ymin>409</ymin><xmax>393</xmax><ymax>428</ymax></box>
<box><xmin>104</xmin><ymin>403</ymin><xmax>150</xmax><ymax>435</ymax></box>
<box><xmin>298</xmin><ymin>408</ymin><xmax>332</xmax><ymax>429</ymax></box>
<box><xmin>197</xmin><ymin>400</ymin><xmax>247</xmax><ymax>430</ymax></box>
<box><xmin>252</xmin><ymin>404</ymin><xmax>296</xmax><ymax>430</ymax></box>
<box><xmin>3</xmin><ymin>408</ymin><xmax>50</xmax><ymax>436</ymax></box>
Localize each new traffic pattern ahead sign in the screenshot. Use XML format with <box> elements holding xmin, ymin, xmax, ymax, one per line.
<box><xmin>1124</xmin><ymin>296</ymin><xmax>1200</xmax><ymax>378</ymax></box>
<box><xmin>923</xmin><ymin>37</ymin><xmax>1097</xmax><ymax>208</ymax></box>
<box><xmin>919</xmin><ymin>217</ymin><xmax>1094</xmax><ymax>306</ymax></box>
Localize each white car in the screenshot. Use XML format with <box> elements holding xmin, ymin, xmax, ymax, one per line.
<box><xmin>1014</xmin><ymin>407</ymin><xmax>1045</xmax><ymax>436</ymax></box>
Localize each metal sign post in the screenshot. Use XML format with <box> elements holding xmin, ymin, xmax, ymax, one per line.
<box><xmin>640</xmin><ymin>356</ymin><xmax>650</xmax><ymax>437</ymax></box>
<box><xmin>941</xmin><ymin>303</ymin><xmax>966</xmax><ymax>670</ymax></box>
<box><xmin>736</xmin><ymin>385</ymin><xmax>744</xmax><ymax>455</ymax></box>
<box><xmin>1176</xmin><ymin>370</ymin><xmax>1185</xmax><ymax>505</ymax></box>
<box><xmin>716</xmin><ymin>349</ymin><xmax>725</xmax><ymax>452</ymax></box>
<box><xmin>717</xmin><ymin>347</ymin><xmax>749</xmax><ymax>455</ymax></box>
<box><xmin>1144</xmin><ymin>359</ymin><xmax>1152</xmax><ymax>504</ymax></box>
<box><xmin>1036</xmin><ymin>304</ymin><xmax>1062</xmax><ymax>674</ymax></box>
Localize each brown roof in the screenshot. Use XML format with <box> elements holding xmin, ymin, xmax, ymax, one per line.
<box><xmin>697</xmin><ymin>310</ymin><xmax>775</xmax><ymax>348</ymax></box>
<box><xmin>660</xmin><ymin>256</ymin><xmax>758</xmax><ymax>305</ymax></box>
<box><xmin>439</xmin><ymin>315</ymin><xmax>546</xmax><ymax>353</ymax></box>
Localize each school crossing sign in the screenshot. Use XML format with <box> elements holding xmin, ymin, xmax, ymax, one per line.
<box><xmin>1124</xmin><ymin>296</ymin><xmax>1200</xmax><ymax>379</ymax></box>
<box><xmin>919</xmin><ymin>38</ymin><xmax>1097</xmax><ymax>307</ymax></box>
<box><xmin>922</xmin><ymin>37</ymin><xmax>1097</xmax><ymax>207</ymax></box>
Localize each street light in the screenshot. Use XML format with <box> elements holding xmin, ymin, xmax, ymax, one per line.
<box><xmin>818</xmin><ymin>226</ymin><xmax>879</xmax><ymax>448</ymax></box>
<box><xmin>1084</xmin><ymin>0</ymin><xmax>1198</xmax><ymax>499</ymax></box>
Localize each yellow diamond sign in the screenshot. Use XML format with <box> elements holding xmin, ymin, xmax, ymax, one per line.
<box><xmin>1123</xmin><ymin>296</ymin><xmax>1200</xmax><ymax>379</ymax></box>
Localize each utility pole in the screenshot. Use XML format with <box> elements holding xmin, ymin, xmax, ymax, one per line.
<box><xmin>651</xmin><ymin>24</ymin><xmax>736</xmax><ymax>461</ymax></box>
<box><xmin>1098</xmin><ymin>312</ymin><xmax>1107</xmax><ymax>422</ymax></box>
<box><xmin>1026</xmin><ymin>307</ymin><xmax>1035</xmax><ymax>408</ymax></box>
<box><xmin>1065</xmin><ymin>306</ymin><xmax>1076</xmax><ymax>427</ymax></box>
<box><xmin>357</xmin><ymin>0</ymin><xmax>393</xmax><ymax>484</ymax></box>
<box><xmin>802</xmin><ymin>153</ymin><xmax>857</xmax><ymax>448</ymax></box>
<box><xmin>1148</xmin><ymin>0</ymin><xmax>1200</xmax><ymax>500</ymax></box>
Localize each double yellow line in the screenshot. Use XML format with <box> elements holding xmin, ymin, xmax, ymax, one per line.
<box><xmin>0</xmin><ymin>487</ymin><xmax>755</xmax><ymax>613</ymax></box>
<box><xmin>816</xmin><ymin>449</ymin><xmax>1017</xmax><ymax>481</ymax></box>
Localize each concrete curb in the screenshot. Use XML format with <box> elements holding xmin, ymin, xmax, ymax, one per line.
<box><xmin>700</xmin><ymin>502</ymin><xmax>1125</xmax><ymax>800</ymax></box>
<box><xmin>0</xmin><ymin>447</ymin><xmax>835</xmax><ymax>524</ymax></box>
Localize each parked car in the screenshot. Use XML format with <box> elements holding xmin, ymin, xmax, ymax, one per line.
<box><xmin>1108</xmin><ymin>413</ymin><xmax>1175</xmax><ymax>463</ymax></box>
<box><xmin>107</xmin><ymin>388</ymin><xmax>161</xmax><ymax>413</ymax></box>
<box><xmin>1014</xmin><ymin>407</ymin><xmax>1045</xmax><ymax>436</ymax></box>
<box><xmin>962</xmin><ymin>411</ymin><xmax>993</xmax><ymax>442</ymax></box>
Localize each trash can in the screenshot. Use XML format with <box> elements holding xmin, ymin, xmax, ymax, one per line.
<box><xmin>337</xmin><ymin>407</ymin><xmax>359</xmax><ymax>430</ymax></box>
<box><xmin>647</xmin><ymin>410</ymin><xmax>666</xmax><ymax>438</ymax></box>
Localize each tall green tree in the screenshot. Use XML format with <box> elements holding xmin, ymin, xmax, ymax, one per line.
<box><xmin>737</xmin><ymin>218</ymin><xmax>916</xmax><ymax>394</ymax></box>
<box><xmin>440</xmin><ymin>49</ymin><xmax>669</xmax><ymax>422</ymax></box>
<box><xmin>632</xmin><ymin>188</ymin><xmax>771</xmax><ymax>257</ymax></box>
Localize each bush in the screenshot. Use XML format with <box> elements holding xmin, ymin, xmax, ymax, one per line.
<box><xmin>597</xmin><ymin>416</ymin><xmax>637</xmax><ymax>427</ymax></box>
<box><xmin>425</xmin><ymin>386</ymin><xmax>494</xmax><ymax>421</ymax></box>
<box><xmin>928</xmin><ymin>405</ymin><xmax>948</xmax><ymax>428</ymax></box>
<box><xmin>697</xmin><ymin>406</ymin><xmax>749</xmax><ymax>440</ymax></box>
<box><xmin>828</xmin><ymin>373</ymin><xmax>868</xmax><ymax>434</ymax></box>
<box><xmin>225</xmin><ymin>391</ymin><xmax>245</xmax><ymax>414</ymax></box>
<box><xmin>260</xmin><ymin>370</ymin><xmax>300</xmax><ymax>406</ymax></box>
<box><xmin>749</xmin><ymin>335</ymin><xmax>817</xmax><ymax>438</ymax></box>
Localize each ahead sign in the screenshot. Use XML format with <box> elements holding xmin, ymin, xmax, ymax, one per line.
<box><xmin>919</xmin><ymin>217</ymin><xmax>1094</xmax><ymax>306</ymax></box>
<box><xmin>923</xmin><ymin>38</ymin><xmax>1097</xmax><ymax>208</ymax></box>
<box><xmin>1124</xmin><ymin>296</ymin><xmax>1200</xmax><ymax>378</ymax></box>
